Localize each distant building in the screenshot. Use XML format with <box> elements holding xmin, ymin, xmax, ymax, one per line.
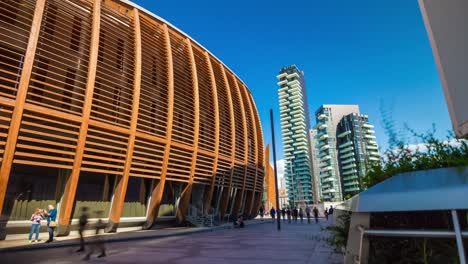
<box><xmin>336</xmin><ymin>113</ymin><xmax>380</xmax><ymax>198</ymax></box>
<box><xmin>314</xmin><ymin>105</ymin><xmax>359</xmax><ymax>201</ymax></box>
<box><xmin>277</xmin><ymin>65</ymin><xmax>314</xmax><ymax>207</ymax></box>
<box><xmin>419</xmin><ymin>0</ymin><xmax>468</xmax><ymax>138</ymax></box>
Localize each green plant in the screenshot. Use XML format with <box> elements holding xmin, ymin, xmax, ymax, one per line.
<box><xmin>325</xmin><ymin>212</ymin><xmax>351</xmax><ymax>253</ymax></box>
<box><xmin>363</xmin><ymin>123</ymin><xmax>468</xmax><ymax>189</ymax></box>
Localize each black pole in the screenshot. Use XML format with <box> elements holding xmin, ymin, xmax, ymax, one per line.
<box><xmin>270</xmin><ymin>109</ymin><xmax>281</xmax><ymax>231</ymax></box>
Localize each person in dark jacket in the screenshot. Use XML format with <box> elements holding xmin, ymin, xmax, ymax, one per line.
<box><xmin>299</xmin><ymin>208</ymin><xmax>304</xmax><ymax>223</ymax></box>
<box><xmin>313</xmin><ymin>206</ymin><xmax>319</xmax><ymax>223</ymax></box>
<box><xmin>305</xmin><ymin>206</ymin><xmax>311</xmax><ymax>224</ymax></box>
<box><xmin>259</xmin><ymin>206</ymin><xmax>264</xmax><ymax>221</ymax></box>
<box><xmin>281</xmin><ymin>208</ymin><xmax>286</xmax><ymax>221</ymax></box>
<box><xmin>77</xmin><ymin>207</ymin><xmax>89</xmax><ymax>252</ymax></box>
<box><xmin>286</xmin><ymin>208</ymin><xmax>291</xmax><ymax>223</ymax></box>
<box><xmin>44</xmin><ymin>204</ymin><xmax>57</xmax><ymax>243</ymax></box>
<box><xmin>270</xmin><ymin>207</ymin><xmax>276</xmax><ymax>223</ymax></box>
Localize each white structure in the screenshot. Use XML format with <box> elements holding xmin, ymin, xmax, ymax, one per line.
<box><xmin>314</xmin><ymin>105</ymin><xmax>359</xmax><ymax>201</ymax></box>
<box><xmin>419</xmin><ymin>0</ymin><xmax>468</xmax><ymax>138</ymax></box>
<box><xmin>309</xmin><ymin>128</ymin><xmax>321</xmax><ymax>202</ymax></box>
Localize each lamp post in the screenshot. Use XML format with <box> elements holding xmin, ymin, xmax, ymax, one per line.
<box><xmin>270</xmin><ymin>109</ymin><xmax>281</xmax><ymax>231</ymax></box>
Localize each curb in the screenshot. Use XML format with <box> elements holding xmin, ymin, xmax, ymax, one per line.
<box><xmin>0</xmin><ymin>220</ymin><xmax>268</xmax><ymax>253</ymax></box>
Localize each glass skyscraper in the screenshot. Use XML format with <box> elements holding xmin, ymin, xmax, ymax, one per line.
<box><xmin>277</xmin><ymin>65</ymin><xmax>314</xmax><ymax>207</ymax></box>
<box><xmin>314</xmin><ymin>105</ymin><xmax>359</xmax><ymax>201</ymax></box>
<box><xmin>336</xmin><ymin>113</ymin><xmax>380</xmax><ymax>198</ymax></box>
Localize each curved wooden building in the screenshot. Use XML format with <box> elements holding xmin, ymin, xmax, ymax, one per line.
<box><xmin>0</xmin><ymin>0</ymin><xmax>264</xmax><ymax>235</ymax></box>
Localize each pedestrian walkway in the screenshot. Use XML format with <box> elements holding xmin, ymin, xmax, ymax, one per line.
<box><xmin>1</xmin><ymin>218</ymin><xmax>342</xmax><ymax>263</ymax></box>
<box><xmin>0</xmin><ymin>219</ymin><xmax>262</xmax><ymax>252</ymax></box>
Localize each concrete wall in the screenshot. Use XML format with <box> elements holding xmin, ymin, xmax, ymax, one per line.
<box><xmin>419</xmin><ymin>0</ymin><xmax>468</xmax><ymax>137</ymax></box>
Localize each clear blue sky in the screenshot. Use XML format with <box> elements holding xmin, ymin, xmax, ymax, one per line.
<box><xmin>133</xmin><ymin>0</ymin><xmax>452</xmax><ymax>162</ymax></box>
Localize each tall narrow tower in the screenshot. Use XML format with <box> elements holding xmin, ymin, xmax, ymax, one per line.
<box><xmin>277</xmin><ymin>65</ymin><xmax>314</xmax><ymax>207</ymax></box>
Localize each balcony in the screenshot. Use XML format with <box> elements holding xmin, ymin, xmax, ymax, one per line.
<box><xmin>340</xmin><ymin>146</ymin><xmax>354</xmax><ymax>154</ymax></box>
<box><xmin>362</xmin><ymin>123</ymin><xmax>374</xmax><ymax>129</ymax></box>
<box><xmin>319</xmin><ymin>134</ymin><xmax>329</xmax><ymax>140</ymax></box>
<box><xmin>277</xmin><ymin>79</ymin><xmax>288</xmax><ymax>86</ymax></box>
<box><xmin>342</xmin><ymin>163</ymin><xmax>357</xmax><ymax>170</ymax></box>
<box><xmin>318</xmin><ymin>123</ymin><xmax>328</xmax><ymax>130</ymax></box>
<box><xmin>337</xmin><ymin>130</ymin><xmax>351</xmax><ymax>138</ymax></box>
<box><xmin>286</xmin><ymin>72</ymin><xmax>300</xmax><ymax>79</ymax></box>
<box><xmin>366</xmin><ymin>145</ymin><xmax>378</xmax><ymax>150</ymax></box>
<box><xmin>368</xmin><ymin>140</ymin><xmax>378</xmax><ymax>145</ymax></box>
<box><xmin>364</xmin><ymin>134</ymin><xmax>376</xmax><ymax>139</ymax></box>
<box><xmin>342</xmin><ymin>169</ymin><xmax>357</xmax><ymax>176</ymax></box>
<box><xmin>369</xmin><ymin>156</ymin><xmax>380</xmax><ymax>161</ymax></box>
<box><xmin>276</xmin><ymin>72</ymin><xmax>287</xmax><ymax>79</ymax></box>
<box><xmin>341</xmin><ymin>157</ymin><xmax>356</xmax><ymax>165</ymax></box>
<box><xmin>339</xmin><ymin>141</ymin><xmax>353</xmax><ymax>149</ymax></box>
<box><xmin>319</xmin><ymin>145</ymin><xmax>330</xmax><ymax>151</ymax></box>
<box><xmin>340</xmin><ymin>152</ymin><xmax>354</xmax><ymax>159</ymax></box>
<box><xmin>318</xmin><ymin>114</ymin><xmax>327</xmax><ymax>120</ymax></box>
<box><xmin>320</xmin><ymin>155</ymin><xmax>331</xmax><ymax>161</ymax></box>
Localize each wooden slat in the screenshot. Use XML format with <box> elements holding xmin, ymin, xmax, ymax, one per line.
<box><xmin>57</xmin><ymin>0</ymin><xmax>101</xmax><ymax>234</ymax></box>
<box><xmin>202</xmin><ymin>51</ymin><xmax>220</xmax><ymax>215</ymax></box>
<box><xmin>218</xmin><ymin>64</ymin><xmax>237</xmax><ymax>218</ymax></box>
<box><xmin>143</xmin><ymin>23</ymin><xmax>174</xmax><ymax>229</ymax></box>
<box><xmin>0</xmin><ymin>0</ymin><xmax>46</xmax><ymax>213</ymax></box>
<box><xmin>230</xmin><ymin>73</ymin><xmax>249</xmax><ymax>217</ymax></box>
<box><xmin>107</xmin><ymin>8</ymin><xmax>142</xmax><ymax>231</ymax></box>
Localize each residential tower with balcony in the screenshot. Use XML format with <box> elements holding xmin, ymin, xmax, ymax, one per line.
<box><xmin>314</xmin><ymin>105</ymin><xmax>359</xmax><ymax>201</ymax></box>
<box><xmin>277</xmin><ymin>65</ymin><xmax>314</xmax><ymax>206</ymax></box>
<box><xmin>336</xmin><ymin>113</ymin><xmax>380</xmax><ymax>198</ymax></box>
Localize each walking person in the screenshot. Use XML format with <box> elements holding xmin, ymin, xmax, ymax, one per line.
<box><xmin>77</xmin><ymin>207</ymin><xmax>89</xmax><ymax>252</ymax></box>
<box><xmin>28</xmin><ymin>208</ymin><xmax>44</xmax><ymax>243</ymax></box>
<box><xmin>259</xmin><ymin>206</ymin><xmax>264</xmax><ymax>221</ymax></box>
<box><xmin>270</xmin><ymin>207</ymin><xmax>276</xmax><ymax>223</ymax></box>
<box><xmin>277</xmin><ymin>208</ymin><xmax>282</xmax><ymax>221</ymax></box>
<box><xmin>281</xmin><ymin>208</ymin><xmax>286</xmax><ymax>221</ymax></box>
<box><xmin>286</xmin><ymin>208</ymin><xmax>291</xmax><ymax>223</ymax></box>
<box><xmin>305</xmin><ymin>206</ymin><xmax>311</xmax><ymax>224</ymax></box>
<box><xmin>293</xmin><ymin>207</ymin><xmax>298</xmax><ymax>223</ymax></box>
<box><xmin>84</xmin><ymin>211</ymin><xmax>106</xmax><ymax>260</ymax></box>
<box><xmin>328</xmin><ymin>206</ymin><xmax>334</xmax><ymax>216</ymax></box>
<box><xmin>299</xmin><ymin>208</ymin><xmax>304</xmax><ymax>223</ymax></box>
<box><xmin>44</xmin><ymin>204</ymin><xmax>57</xmax><ymax>243</ymax></box>
<box><xmin>324</xmin><ymin>207</ymin><xmax>329</xmax><ymax>221</ymax></box>
<box><xmin>313</xmin><ymin>206</ymin><xmax>319</xmax><ymax>223</ymax></box>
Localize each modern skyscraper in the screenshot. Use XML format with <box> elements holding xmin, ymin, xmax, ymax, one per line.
<box><xmin>277</xmin><ymin>65</ymin><xmax>314</xmax><ymax>207</ymax></box>
<box><xmin>314</xmin><ymin>105</ymin><xmax>359</xmax><ymax>201</ymax></box>
<box><xmin>419</xmin><ymin>0</ymin><xmax>468</xmax><ymax>138</ymax></box>
<box><xmin>336</xmin><ymin>113</ymin><xmax>380</xmax><ymax>198</ymax></box>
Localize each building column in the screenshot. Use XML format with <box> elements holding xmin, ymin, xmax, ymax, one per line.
<box><xmin>218</xmin><ymin>66</ymin><xmax>236</xmax><ymax>219</ymax></box>
<box><xmin>57</xmin><ymin>0</ymin><xmax>101</xmax><ymax>235</ymax></box>
<box><xmin>175</xmin><ymin>38</ymin><xmax>200</xmax><ymax>224</ymax></box>
<box><xmin>143</xmin><ymin>24</ymin><xmax>174</xmax><ymax>229</ymax></box>
<box><xmin>202</xmin><ymin>52</ymin><xmax>220</xmax><ymax>216</ymax></box>
<box><xmin>106</xmin><ymin>8</ymin><xmax>142</xmax><ymax>232</ymax></box>
<box><xmin>345</xmin><ymin>212</ymin><xmax>370</xmax><ymax>264</ymax></box>
<box><xmin>0</xmin><ymin>0</ymin><xmax>46</xmax><ymax>214</ymax></box>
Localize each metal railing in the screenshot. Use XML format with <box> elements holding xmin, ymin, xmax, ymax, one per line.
<box><xmin>355</xmin><ymin>209</ymin><xmax>466</xmax><ymax>264</ymax></box>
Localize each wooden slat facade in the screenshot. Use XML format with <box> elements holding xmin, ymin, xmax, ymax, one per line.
<box><xmin>0</xmin><ymin>0</ymin><xmax>265</xmax><ymax>231</ymax></box>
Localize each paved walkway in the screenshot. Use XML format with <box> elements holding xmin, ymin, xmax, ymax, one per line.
<box><xmin>1</xmin><ymin>218</ymin><xmax>342</xmax><ymax>264</ymax></box>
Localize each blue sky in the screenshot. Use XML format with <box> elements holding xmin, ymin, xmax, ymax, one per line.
<box><xmin>133</xmin><ymin>0</ymin><xmax>452</xmax><ymax>162</ymax></box>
